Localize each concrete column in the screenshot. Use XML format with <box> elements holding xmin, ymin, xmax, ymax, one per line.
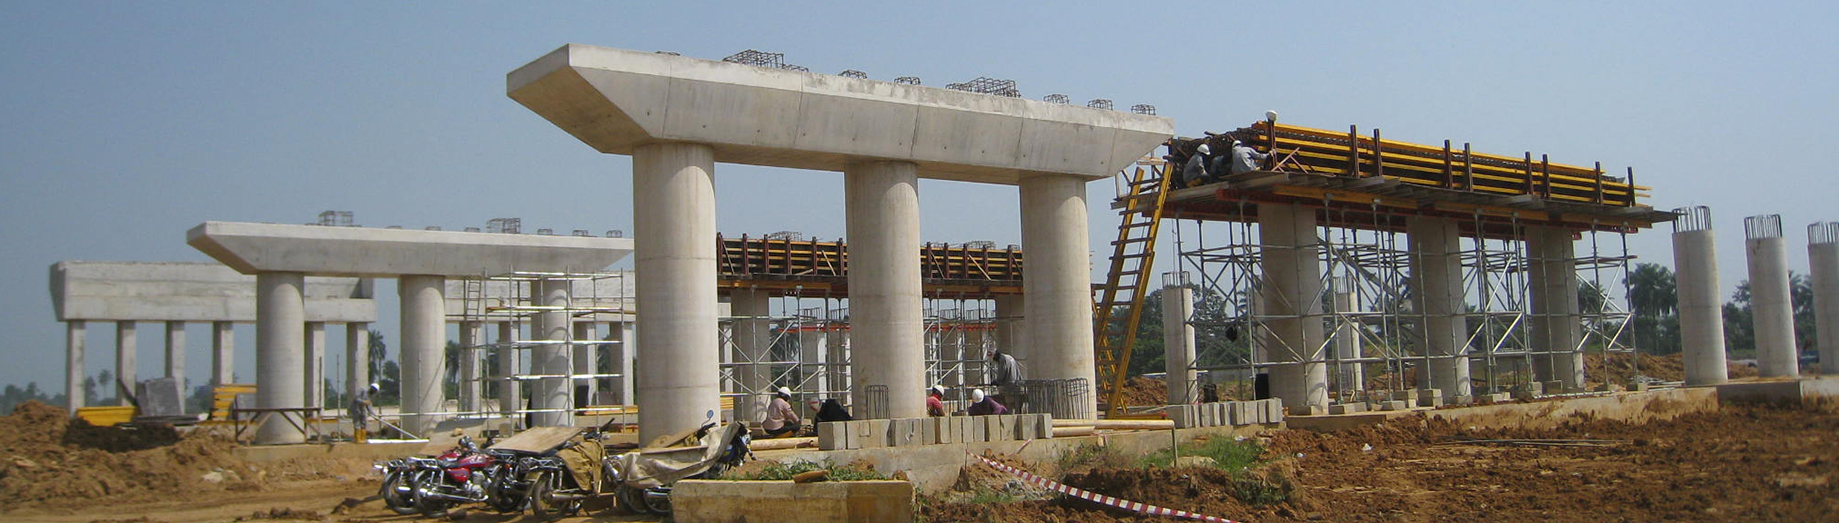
<box><xmin>1528</xmin><ymin>227</ymin><xmax>1583</xmax><ymax>390</ymax></box>
<box><xmin>846</xmin><ymin>160</ymin><xmax>925</xmax><ymax>419</ymax></box>
<box><xmin>255</xmin><ymin>272</ymin><xmax>306</xmax><ymax>444</ymax></box>
<box><xmin>66</xmin><ymin>321</ymin><xmax>85</xmax><ymax>414</ymax></box>
<box><xmin>1810</xmin><ymin>222</ymin><xmax>1839</xmax><ymax>376</ymax></box>
<box><xmin>571</xmin><ymin>321</ymin><xmax>597</xmax><ymax>407</ymax></box>
<box><xmin>633</xmin><ymin>142</ymin><xmax>720</xmax><ymax>442</ymax></box>
<box><xmin>1161</xmin><ymin>273</ymin><xmax>1198</xmax><ymax>406</ymax></box>
<box><xmin>163</xmin><ymin>321</ymin><xmax>185</xmax><ymax>385</ymax></box>
<box><xmin>1258</xmin><ymin>202</ymin><xmax>1328</xmax><ymax>413</ymax></box>
<box><xmin>495</xmin><ymin>320</ymin><xmax>522</xmax><ymax>424</ymax></box>
<box><xmin>1672</xmin><ymin>208</ymin><xmax>1727</xmax><ymax>385</ymax></box>
<box><xmin>399</xmin><ymin>274</ymin><xmax>446</xmax><ymax>436</ymax></box>
<box><xmin>304</xmin><ymin>322</ymin><xmax>325</xmax><ymax>409</ymax></box>
<box><xmin>114</xmin><ymin>321</ymin><xmax>136</xmax><ymax>407</ymax></box>
<box><xmin>1019</xmin><ymin>174</ymin><xmax>1097</xmax><ymax>418</ymax></box>
<box><xmin>608</xmin><ymin>322</ymin><xmax>635</xmax><ymax>405</ymax></box>
<box><xmin>531</xmin><ymin>278</ymin><xmax>572</xmax><ymax>427</ymax></box>
<box><xmin>1332</xmin><ymin>278</ymin><xmax>1365</xmax><ymax>392</ymax></box>
<box><xmin>1408</xmin><ymin>217</ymin><xmax>1471</xmax><ymax>402</ymax></box>
<box><xmin>826</xmin><ymin>327</ymin><xmax>850</xmax><ymax>408</ymax></box>
<box><xmin>459</xmin><ymin>321</ymin><xmax>484</xmax><ymax>412</ymax></box>
<box><xmin>212</xmin><ymin>321</ymin><xmax>235</xmax><ymax>386</ymax></box>
<box><xmin>1745</xmin><ymin>215</ymin><xmax>1798</xmax><ymax>378</ymax></box>
<box><xmin>345</xmin><ymin>323</ymin><xmax>370</xmax><ymax>406</ymax></box>
<box><xmin>992</xmin><ymin>295</ymin><xmax>1024</xmax><ymax>380</ymax></box>
<box><xmin>799</xmin><ymin>327</ymin><xmax>830</xmax><ymax>398</ymax></box>
<box><xmin>730</xmin><ymin>289</ymin><xmax>772</xmax><ymax>423</ymax></box>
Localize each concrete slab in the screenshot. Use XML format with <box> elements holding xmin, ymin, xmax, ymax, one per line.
<box><xmin>188</xmin><ymin>221</ymin><xmax>634</xmax><ymax>278</ymax></box>
<box><xmin>673</xmin><ymin>480</ymin><xmax>914</xmax><ymax>523</ymax></box>
<box><xmin>507</xmin><ymin>45</ymin><xmax>1173</xmax><ymax>185</ymax></box>
<box><xmin>50</xmin><ymin>261</ymin><xmax>374</xmax><ymax>323</ymax></box>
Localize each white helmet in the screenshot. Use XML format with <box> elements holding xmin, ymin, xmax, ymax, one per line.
<box><xmin>971</xmin><ymin>389</ymin><xmax>986</xmax><ymax>403</ymax></box>
<box><xmin>368</xmin><ymin>382</ymin><xmax>380</xmax><ymax>393</ymax></box>
<box><xmin>929</xmin><ymin>385</ymin><xmax>945</xmax><ymax>397</ymax></box>
<box><xmin>1196</xmin><ymin>143</ymin><xmax>1211</xmax><ymax>155</ymax></box>
<box><xmin>776</xmin><ymin>386</ymin><xmax>793</xmax><ymax>398</ymax></box>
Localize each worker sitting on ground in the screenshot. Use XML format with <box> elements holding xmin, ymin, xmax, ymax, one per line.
<box><xmin>926</xmin><ymin>385</ymin><xmax>947</xmax><ymax>417</ymax></box>
<box><xmin>762</xmin><ymin>386</ymin><xmax>802</xmax><ymax>438</ymax></box>
<box><xmin>1227</xmin><ymin>139</ymin><xmax>1270</xmax><ymax>175</ymax></box>
<box><xmin>813</xmin><ymin>398</ymin><xmax>852</xmax><ymax>424</ymax></box>
<box><xmin>966</xmin><ymin>389</ymin><xmax>1009</xmax><ymax>416</ymax></box>
<box><xmin>350</xmin><ymin>382</ymin><xmax>378</xmax><ymax>443</ymax></box>
<box><xmin>1181</xmin><ymin>143</ymin><xmax>1212</xmax><ymax>187</ymax></box>
<box><xmin>989</xmin><ymin>348</ymin><xmax>1023</xmax><ymax>407</ymax></box>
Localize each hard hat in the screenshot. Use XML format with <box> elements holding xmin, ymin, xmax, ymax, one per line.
<box><xmin>368</xmin><ymin>382</ymin><xmax>380</xmax><ymax>393</ymax></box>
<box><xmin>1231</xmin><ymin>139</ymin><xmax>1243</xmax><ymax>147</ymax></box>
<box><xmin>1265</xmin><ymin>109</ymin><xmax>1278</xmax><ymax>122</ymax></box>
<box><xmin>929</xmin><ymin>385</ymin><xmax>945</xmax><ymax>397</ymax></box>
<box><xmin>776</xmin><ymin>386</ymin><xmax>792</xmax><ymax>398</ymax></box>
<box><xmin>1196</xmin><ymin>143</ymin><xmax>1211</xmax><ymax>155</ymax></box>
<box><xmin>971</xmin><ymin>389</ymin><xmax>986</xmax><ymax>403</ymax></box>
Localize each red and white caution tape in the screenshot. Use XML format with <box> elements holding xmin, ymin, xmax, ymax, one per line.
<box><xmin>970</xmin><ymin>453</ymin><xmax>1241</xmax><ymax>523</ymax></box>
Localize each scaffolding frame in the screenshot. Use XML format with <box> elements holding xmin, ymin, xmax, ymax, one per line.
<box><xmin>448</xmin><ymin>269</ymin><xmax>632</xmax><ymax>427</ymax></box>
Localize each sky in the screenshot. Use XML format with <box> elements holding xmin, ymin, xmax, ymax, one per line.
<box><xmin>2</xmin><ymin>1</ymin><xmax>1836</xmax><ymax>395</ymax></box>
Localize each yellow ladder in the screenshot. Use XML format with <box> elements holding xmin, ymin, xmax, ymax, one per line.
<box><xmin>1093</xmin><ymin>160</ymin><xmax>1173</xmax><ymax>418</ymax></box>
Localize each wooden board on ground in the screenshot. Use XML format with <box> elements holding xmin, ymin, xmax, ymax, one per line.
<box><xmin>488</xmin><ymin>426</ymin><xmax>584</xmax><ymax>454</ymax></box>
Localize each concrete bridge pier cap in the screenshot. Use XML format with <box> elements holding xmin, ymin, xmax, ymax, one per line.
<box><xmin>508</xmin><ymin>44</ymin><xmax>1171</xmax><ymax>433</ymax></box>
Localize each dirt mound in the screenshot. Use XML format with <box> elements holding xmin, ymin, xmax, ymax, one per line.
<box><xmin>1586</xmin><ymin>352</ymin><xmax>1763</xmax><ymax>385</ymax></box>
<box><xmin>1114</xmin><ymin>376</ymin><xmax>1167</xmax><ymax>407</ymax></box>
<box><xmin>0</xmin><ymin>401</ymin><xmax>348</xmax><ymax>510</ymax></box>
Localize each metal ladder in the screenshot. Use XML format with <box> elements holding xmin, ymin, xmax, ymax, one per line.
<box><xmin>1093</xmin><ymin>159</ymin><xmax>1173</xmax><ymax>418</ymax></box>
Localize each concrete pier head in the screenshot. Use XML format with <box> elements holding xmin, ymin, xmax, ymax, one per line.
<box><xmin>1744</xmin><ymin>215</ymin><xmax>1798</xmax><ymax>378</ymax></box>
<box><xmin>508</xmin><ymin>44</ymin><xmax>1171</xmax><ymax>433</ymax></box>
<box><xmin>1672</xmin><ymin>207</ymin><xmax>1728</xmax><ymax>386</ymax></box>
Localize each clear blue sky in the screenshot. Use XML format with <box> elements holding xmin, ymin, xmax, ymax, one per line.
<box><xmin>3</xmin><ymin>1</ymin><xmax>1835</xmax><ymax>394</ymax></box>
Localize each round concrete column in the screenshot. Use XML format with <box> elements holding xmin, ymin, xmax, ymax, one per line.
<box><xmin>345</xmin><ymin>323</ymin><xmax>370</xmax><ymax>407</ymax></box>
<box><xmin>399</xmin><ymin>274</ymin><xmax>447</xmax><ymax>436</ymax></box>
<box><xmin>1019</xmin><ymin>174</ymin><xmax>1097</xmax><ymax>418</ymax></box>
<box><xmin>730</xmin><ymin>289</ymin><xmax>773</xmax><ymax>423</ymax></box>
<box><xmin>255</xmin><ymin>272</ymin><xmax>306</xmax><ymax>444</ymax></box>
<box><xmin>633</xmin><ymin>142</ymin><xmax>720</xmax><ymax>442</ymax></box>
<box><xmin>1258</xmin><ymin>203</ymin><xmax>1328</xmax><ymax>413</ymax></box>
<box><xmin>66</xmin><ymin>321</ymin><xmax>85</xmax><ymax>415</ymax></box>
<box><xmin>1331</xmin><ymin>278</ymin><xmax>1365</xmax><ymax>393</ymax></box>
<box><xmin>1811</xmin><ymin>223</ymin><xmax>1839</xmax><ymax>375</ymax></box>
<box><xmin>458</xmin><ymin>321</ymin><xmax>484</xmax><ymax>412</ymax></box>
<box><xmin>1408</xmin><ymin>217</ymin><xmax>1471</xmax><ymax>402</ymax></box>
<box><xmin>213</xmin><ymin>321</ymin><xmax>236</xmax><ymax>387</ymax></box>
<box><xmin>1745</xmin><ymin>215</ymin><xmax>1798</xmax><ymax>378</ymax></box>
<box><xmin>531</xmin><ymin>278</ymin><xmax>573</xmax><ymax>427</ymax></box>
<box><xmin>571</xmin><ymin>322</ymin><xmax>597</xmax><ymax>408</ymax></box>
<box><xmin>115</xmin><ymin>321</ymin><xmax>137</xmax><ymax>407</ymax></box>
<box><xmin>1161</xmin><ymin>273</ymin><xmax>1198</xmax><ymax>406</ymax></box>
<box><xmin>846</xmin><ymin>160</ymin><xmax>925</xmax><ymax>419</ymax></box>
<box><xmin>992</xmin><ymin>295</ymin><xmax>1024</xmax><ymax>377</ymax></box>
<box><xmin>1672</xmin><ymin>208</ymin><xmax>1727</xmax><ymax>385</ymax></box>
<box><xmin>1528</xmin><ymin>226</ymin><xmax>1583</xmax><ymax>390</ymax></box>
<box><xmin>164</xmin><ymin>321</ymin><xmax>186</xmax><ymax>382</ymax></box>
<box><xmin>304</xmin><ymin>322</ymin><xmax>325</xmax><ymax>409</ymax></box>
<box><xmin>495</xmin><ymin>320</ymin><xmax>522</xmax><ymax>427</ymax></box>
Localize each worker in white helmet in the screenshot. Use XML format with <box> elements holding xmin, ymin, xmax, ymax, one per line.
<box><xmin>1181</xmin><ymin>143</ymin><xmax>1213</xmax><ymax>187</ymax></box>
<box><xmin>1228</xmin><ymin>138</ymin><xmax>1271</xmax><ymax>175</ymax></box>
<box><xmin>351</xmin><ymin>382</ymin><xmax>380</xmax><ymax>443</ymax></box>
<box><xmin>762</xmin><ymin>386</ymin><xmax>802</xmax><ymax>438</ymax></box>
<box><xmin>926</xmin><ymin>385</ymin><xmax>947</xmax><ymax>417</ymax></box>
<box><xmin>966</xmin><ymin>388</ymin><xmax>1009</xmax><ymax>416</ymax></box>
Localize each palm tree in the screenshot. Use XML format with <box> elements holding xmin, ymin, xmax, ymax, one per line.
<box><xmin>1626</xmin><ymin>264</ymin><xmax>1679</xmax><ymax>353</ymax></box>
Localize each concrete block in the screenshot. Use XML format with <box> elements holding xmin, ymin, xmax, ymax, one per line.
<box><xmin>1393</xmin><ymin>389</ymin><xmax>1420</xmax><ymax>403</ymax></box>
<box><xmin>933</xmin><ymin>417</ymin><xmax>955</xmax><ymax>445</ymax></box>
<box><xmin>1266</xmin><ymin>399</ymin><xmax>1286</xmax><ymax>424</ymax></box>
<box><xmin>1328</xmin><ymin>403</ymin><xmax>1367</xmax><ymax>415</ymax></box>
<box><xmin>1035</xmin><ymin>414</ymin><xmax>1054</xmax><ymax>439</ymax></box>
<box><xmin>1486</xmin><ymin>392</ymin><xmax>1513</xmax><ymax>403</ymax></box>
<box><xmin>1418</xmin><ymin>389</ymin><xmax>1444</xmax><ymax>408</ymax></box>
<box><xmin>985</xmin><ymin>415</ymin><xmax>1013</xmax><ymax>442</ymax></box>
<box><xmin>817</xmin><ymin>421</ymin><xmax>848</xmax><ymax>450</ymax></box>
<box><xmin>1513</xmin><ymin>382</ymin><xmax>1544</xmax><ymax>399</ymax></box>
<box><xmin>1630</xmin><ymin>383</ymin><xmax>1650</xmax><ymax>392</ymax></box>
<box><xmin>845</xmin><ymin>420</ymin><xmax>874</xmax><ymax>450</ymax></box>
<box><xmin>1287</xmin><ymin>405</ymin><xmax>1325</xmax><ymax>416</ymax></box>
<box><xmin>1544</xmin><ymin>380</ymin><xmax>1567</xmax><ymax>394</ymax></box>
<box><xmin>1171</xmin><ymin>406</ymin><xmax>1195</xmax><ymax>429</ymax></box>
<box><xmin>1015</xmin><ymin>414</ymin><xmax>1038</xmax><ymax>440</ymax></box>
<box><xmin>1213</xmin><ymin>402</ymin><xmax>1229</xmax><ymax>426</ymax></box>
<box><xmin>860</xmin><ymin>419</ymin><xmax>890</xmax><ymax>449</ymax></box>
<box><xmin>1196</xmin><ymin>403</ymin><xmax>1213</xmax><ymax>427</ymax></box>
<box><xmin>968</xmin><ymin>416</ymin><xmax>987</xmax><ymax>442</ymax></box>
<box><xmin>1232</xmin><ymin>401</ymin><xmax>1256</xmax><ymax>426</ymax></box>
<box><xmin>1381</xmin><ymin>400</ymin><xmax>1410</xmax><ymax>411</ymax></box>
<box><xmin>891</xmin><ymin>418</ymin><xmax>924</xmax><ymax>447</ymax></box>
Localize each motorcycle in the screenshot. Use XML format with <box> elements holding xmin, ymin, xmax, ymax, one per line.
<box><xmin>373</xmin><ymin>457</ymin><xmax>430</xmax><ymax>516</ymax></box>
<box><xmin>518</xmin><ymin>430</ymin><xmax>620</xmax><ymax>520</ymax></box>
<box><xmin>606</xmin><ymin>420</ymin><xmax>753</xmax><ymax>516</ymax></box>
<box><xmin>406</xmin><ymin>436</ymin><xmax>517</xmax><ymax>516</ymax></box>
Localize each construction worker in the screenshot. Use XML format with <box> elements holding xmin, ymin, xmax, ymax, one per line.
<box><xmin>813</xmin><ymin>398</ymin><xmax>853</xmax><ymax>424</ymax></box>
<box><xmin>966</xmin><ymin>389</ymin><xmax>1009</xmax><ymax>416</ymax></box>
<box><xmin>988</xmin><ymin>348</ymin><xmax>1022</xmax><ymax>408</ymax></box>
<box><xmin>351</xmin><ymin>382</ymin><xmax>378</xmax><ymax>443</ymax></box>
<box><xmin>762</xmin><ymin>386</ymin><xmax>801</xmax><ymax>438</ymax></box>
<box><xmin>1181</xmin><ymin>143</ymin><xmax>1212</xmax><ymax>187</ymax></box>
<box><xmin>1227</xmin><ymin>139</ymin><xmax>1271</xmax><ymax>175</ymax></box>
<box><xmin>926</xmin><ymin>385</ymin><xmax>947</xmax><ymax>417</ymax></box>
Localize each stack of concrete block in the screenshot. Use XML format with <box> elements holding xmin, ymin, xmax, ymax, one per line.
<box><xmin>1169</xmin><ymin>399</ymin><xmax>1285</xmax><ymax>429</ymax></box>
<box><xmin>816</xmin><ymin>414</ymin><xmax>1054</xmax><ymax>451</ymax></box>
<box><xmin>1327</xmin><ymin>403</ymin><xmax>1367</xmax><ymax>415</ymax></box>
<box><xmin>1417</xmin><ymin>388</ymin><xmax>1445</xmax><ymax>408</ymax></box>
<box><xmin>1512</xmin><ymin>381</ymin><xmax>1544</xmax><ymax>400</ymax></box>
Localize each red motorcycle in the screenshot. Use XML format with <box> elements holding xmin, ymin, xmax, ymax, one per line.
<box><xmin>408</xmin><ymin>436</ymin><xmax>518</xmax><ymax>516</ymax></box>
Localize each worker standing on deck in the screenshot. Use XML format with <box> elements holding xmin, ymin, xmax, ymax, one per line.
<box><xmin>350</xmin><ymin>382</ymin><xmax>378</xmax><ymax>443</ymax></box>
<box><xmin>1181</xmin><ymin>143</ymin><xmax>1212</xmax><ymax>187</ymax></box>
<box><xmin>1228</xmin><ymin>139</ymin><xmax>1270</xmax><ymax>175</ymax></box>
<box><xmin>762</xmin><ymin>386</ymin><xmax>802</xmax><ymax>438</ymax></box>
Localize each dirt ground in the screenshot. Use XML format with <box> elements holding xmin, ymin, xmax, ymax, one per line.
<box><xmin>924</xmin><ymin>399</ymin><xmax>1839</xmax><ymax>522</ymax></box>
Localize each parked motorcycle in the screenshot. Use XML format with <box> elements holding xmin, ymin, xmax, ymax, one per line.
<box><xmin>373</xmin><ymin>457</ymin><xmax>429</xmax><ymax>515</ymax></box>
<box><xmin>606</xmin><ymin>420</ymin><xmax>752</xmax><ymax>515</ymax></box>
<box><xmin>519</xmin><ymin>430</ymin><xmax>619</xmax><ymax>519</ymax></box>
<box><xmin>406</xmin><ymin>436</ymin><xmax>515</xmax><ymax>517</ymax></box>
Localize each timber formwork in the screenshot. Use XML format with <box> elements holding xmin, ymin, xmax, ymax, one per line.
<box><xmin>1135</xmin><ymin>119</ymin><xmax>1668</xmax><ymax>410</ymax></box>
<box><xmin>717</xmin><ymin>234</ymin><xmax>1023</xmax><ymax>298</ymax></box>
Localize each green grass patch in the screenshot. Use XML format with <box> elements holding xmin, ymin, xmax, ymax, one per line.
<box><xmin>723</xmin><ymin>459</ymin><xmax>888</xmax><ymax>481</ymax></box>
<box><xmin>1139</xmin><ymin>436</ymin><xmax>1263</xmax><ymax>471</ymax></box>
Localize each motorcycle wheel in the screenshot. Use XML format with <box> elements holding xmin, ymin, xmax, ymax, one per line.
<box><xmin>617</xmin><ymin>484</ymin><xmax>651</xmax><ymax>515</ymax></box>
<box><xmin>409</xmin><ymin>471</ymin><xmax>451</xmax><ymax>518</ymax></box>
<box><xmin>378</xmin><ymin>471</ymin><xmax>418</xmax><ymax>516</ymax></box>
<box><xmin>527</xmin><ymin>471</ymin><xmax>581</xmax><ymax>520</ymax></box>
<box><xmin>642</xmin><ymin>487</ymin><xmax>672</xmax><ymax>515</ymax></box>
